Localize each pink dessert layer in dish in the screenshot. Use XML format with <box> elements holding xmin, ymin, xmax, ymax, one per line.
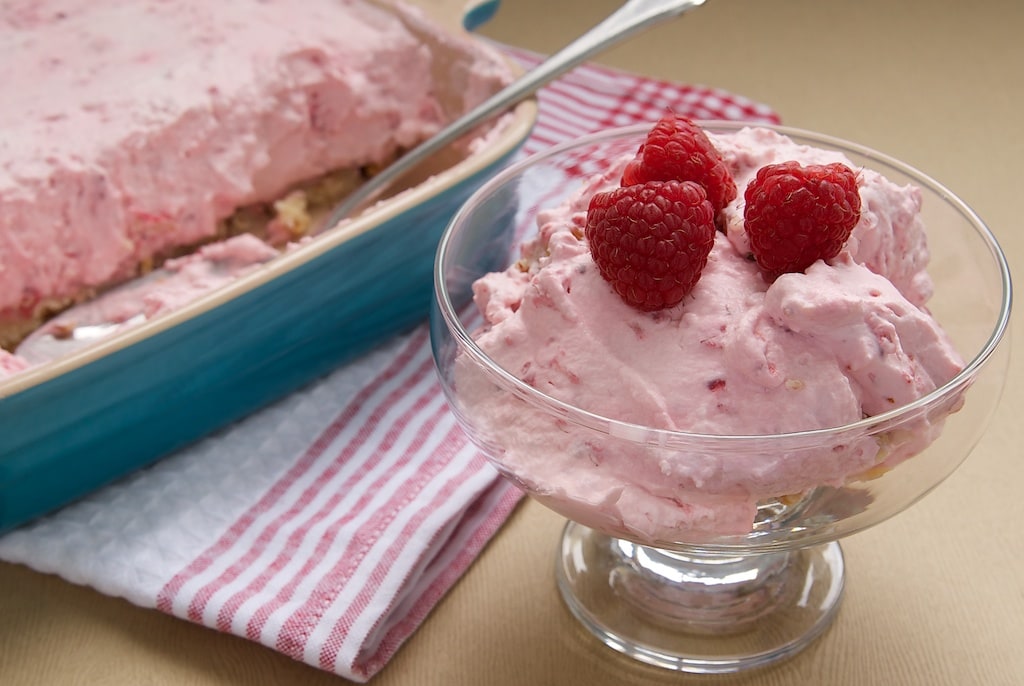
<box><xmin>13</xmin><ymin>234</ymin><xmax>280</xmax><ymax>366</ymax></box>
<box><xmin>0</xmin><ymin>0</ymin><xmax>512</xmax><ymax>356</ymax></box>
<box><xmin>459</xmin><ymin>126</ymin><xmax>965</xmax><ymax>543</ymax></box>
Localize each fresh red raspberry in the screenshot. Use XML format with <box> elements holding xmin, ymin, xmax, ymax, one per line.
<box><xmin>743</xmin><ymin>161</ymin><xmax>861</xmax><ymax>281</ymax></box>
<box><xmin>621</xmin><ymin>114</ymin><xmax>737</xmax><ymax>214</ymax></box>
<box><xmin>585</xmin><ymin>180</ymin><xmax>715</xmax><ymax>311</ymax></box>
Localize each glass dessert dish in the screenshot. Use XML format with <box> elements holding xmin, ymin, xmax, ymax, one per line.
<box><xmin>429</xmin><ymin>122</ymin><xmax>1012</xmax><ymax>673</ymax></box>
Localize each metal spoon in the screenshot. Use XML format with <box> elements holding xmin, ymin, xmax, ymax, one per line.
<box><xmin>322</xmin><ymin>0</ymin><xmax>708</xmax><ymax>227</ymax></box>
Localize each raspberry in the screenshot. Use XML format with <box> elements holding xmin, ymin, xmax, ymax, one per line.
<box><xmin>621</xmin><ymin>114</ymin><xmax>737</xmax><ymax>214</ymax></box>
<box><xmin>743</xmin><ymin>161</ymin><xmax>861</xmax><ymax>281</ymax></box>
<box><xmin>585</xmin><ymin>180</ymin><xmax>715</xmax><ymax>311</ymax></box>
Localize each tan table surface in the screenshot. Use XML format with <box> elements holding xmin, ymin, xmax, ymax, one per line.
<box><xmin>2</xmin><ymin>0</ymin><xmax>1022</xmax><ymax>684</ymax></box>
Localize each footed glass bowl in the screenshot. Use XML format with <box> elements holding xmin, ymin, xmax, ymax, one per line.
<box><xmin>429</xmin><ymin>122</ymin><xmax>1012</xmax><ymax>673</ymax></box>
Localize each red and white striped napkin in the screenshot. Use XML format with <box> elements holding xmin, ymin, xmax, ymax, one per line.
<box><xmin>0</xmin><ymin>47</ymin><xmax>779</xmax><ymax>682</ymax></box>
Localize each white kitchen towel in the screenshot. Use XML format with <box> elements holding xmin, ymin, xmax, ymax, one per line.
<box><xmin>0</xmin><ymin>47</ymin><xmax>779</xmax><ymax>682</ymax></box>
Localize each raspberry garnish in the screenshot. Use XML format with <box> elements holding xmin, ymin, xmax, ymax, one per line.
<box><xmin>585</xmin><ymin>180</ymin><xmax>716</xmax><ymax>311</ymax></box>
<box><xmin>621</xmin><ymin>114</ymin><xmax>737</xmax><ymax>214</ymax></box>
<box><xmin>743</xmin><ymin>161</ymin><xmax>861</xmax><ymax>281</ymax></box>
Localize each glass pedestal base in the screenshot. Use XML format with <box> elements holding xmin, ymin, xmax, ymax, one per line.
<box><xmin>555</xmin><ymin>521</ymin><xmax>845</xmax><ymax>674</ymax></box>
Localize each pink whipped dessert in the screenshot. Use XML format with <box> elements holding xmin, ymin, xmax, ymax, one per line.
<box><xmin>460</xmin><ymin>121</ymin><xmax>964</xmax><ymax>542</ymax></box>
<box><xmin>0</xmin><ymin>0</ymin><xmax>511</xmax><ymax>359</ymax></box>
<box><xmin>13</xmin><ymin>235</ymin><xmax>279</xmax><ymax>365</ymax></box>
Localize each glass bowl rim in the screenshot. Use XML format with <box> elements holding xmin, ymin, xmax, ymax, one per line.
<box><xmin>433</xmin><ymin>120</ymin><xmax>1013</xmax><ymax>446</ymax></box>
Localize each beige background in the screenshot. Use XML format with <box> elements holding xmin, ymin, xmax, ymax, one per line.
<box><xmin>2</xmin><ymin>0</ymin><xmax>1022</xmax><ymax>684</ymax></box>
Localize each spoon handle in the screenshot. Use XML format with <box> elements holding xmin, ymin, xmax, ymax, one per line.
<box><xmin>323</xmin><ymin>0</ymin><xmax>707</xmax><ymax>225</ymax></box>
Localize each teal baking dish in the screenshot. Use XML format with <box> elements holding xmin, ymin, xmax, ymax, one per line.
<box><xmin>0</xmin><ymin>0</ymin><xmax>536</xmax><ymax>533</ymax></box>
